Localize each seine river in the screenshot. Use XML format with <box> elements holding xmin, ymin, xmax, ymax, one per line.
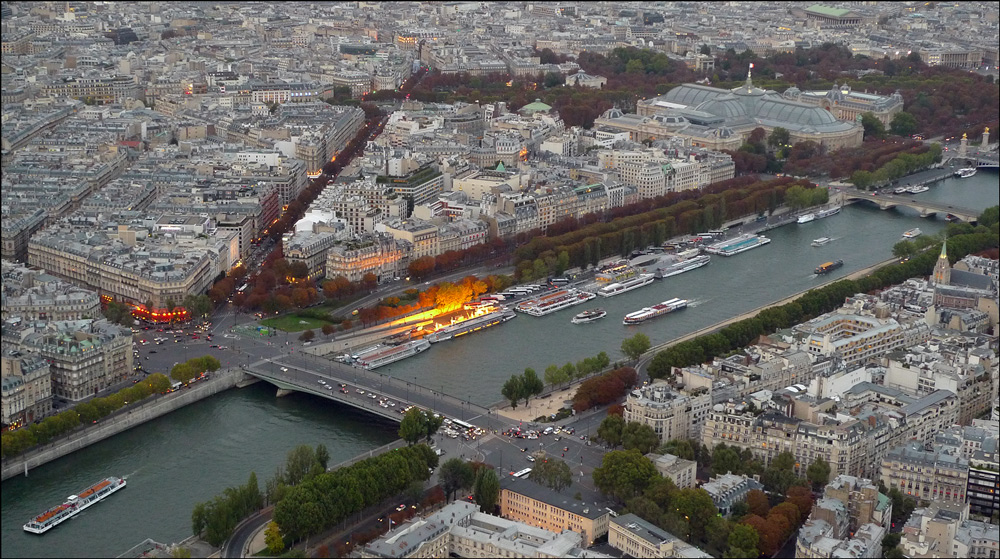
<box><xmin>2</xmin><ymin>170</ymin><xmax>996</xmax><ymax>558</ymax></box>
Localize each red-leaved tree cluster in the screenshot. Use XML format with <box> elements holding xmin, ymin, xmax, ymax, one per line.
<box><xmin>572</xmin><ymin>367</ymin><xmax>639</xmax><ymax>412</ymax></box>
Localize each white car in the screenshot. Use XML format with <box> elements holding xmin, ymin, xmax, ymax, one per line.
<box><xmin>280</xmin><ymin>367</ymin><xmax>289</xmax><ymax>372</ymax></box>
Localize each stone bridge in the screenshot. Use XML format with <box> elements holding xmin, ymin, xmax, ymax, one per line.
<box><xmin>842</xmin><ymin>188</ymin><xmax>979</xmax><ymax>222</ymax></box>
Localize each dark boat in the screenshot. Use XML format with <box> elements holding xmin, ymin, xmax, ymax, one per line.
<box><xmin>815</xmin><ymin>260</ymin><xmax>844</xmax><ymax>274</ymax></box>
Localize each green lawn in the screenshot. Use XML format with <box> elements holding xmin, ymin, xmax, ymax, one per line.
<box><xmin>260</xmin><ymin>315</ymin><xmax>333</xmax><ymax>332</ymax></box>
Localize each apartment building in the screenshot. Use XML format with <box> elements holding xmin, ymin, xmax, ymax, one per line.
<box><xmin>899</xmin><ymin>501</ymin><xmax>999</xmax><ymax>559</ymax></box>
<box><xmin>1</xmin><ymin>260</ymin><xmax>101</xmax><ymax>321</ymax></box>
<box><xmin>1</xmin><ymin>208</ymin><xmax>47</xmax><ymax>262</ymax></box>
<box><xmin>40</xmin><ymin>75</ymin><xmax>139</xmax><ymax>105</ymax></box>
<box><xmin>702</xmin><ymin>402</ymin><xmax>904</xmax><ymax>480</ymax></box>
<box><xmin>623</xmin><ymin>381</ymin><xmax>712</xmax><ymax>443</ymax></box>
<box><xmin>609</xmin><ymin>514</ymin><xmax>712</xmax><ymax>559</ymax></box>
<box><xmin>701</xmin><ymin>473</ymin><xmax>765</xmax><ymax>517</ymax></box>
<box><xmin>646</xmin><ymin>453</ymin><xmax>697</xmax><ymax>489</ymax></box>
<box><xmin>795</xmin><ymin>311</ymin><xmax>930</xmax><ymax>370</ymax></box>
<box><xmin>796</xmin><ymin>475</ymin><xmax>891</xmax><ymax>559</ymax></box>
<box><xmin>1</xmin><ymin>351</ymin><xmax>53</xmax><ymax>427</ymax></box>
<box><xmin>880</xmin><ymin>441</ymin><xmax>969</xmax><ymax>505</ymax></box>
<box><xmin>10</xmin><ymin>319</ymin><xmax>133</xmax><ymax>402</ymax></box>
<box><xmin>451</xmin><ymin>168</ymin><xmax>523</xmax><ymax>202</ymax></box>
<box><xmin>377</xmin><ymin>219</ymin><xmax>439</xmax><ymax>260</ymax></box>
<box><xmin>378</xmin><ymin>166</ymin><xmax>446</xmax><ymax>206</ymax></box>
<box><xmin>532</xmin><ymin>185</ymin><xmax>581</xmax><ymax>232</ymax></box>
<box><xmin>936</xmin><ymin>425</ymin><xmax>1000</xmax><ymax>518</ymax></box>
<box><xmin>28</xmin><ymin>225</ymin><xmax>232</xmax><ymax>312</ymax></box>
<box><xmin>284</xmin><ymin>231</ymin><xmax>340</xmax><ymax>281</ymax></box>
<box><xmin>499</xmin><ymin>477</ymin><xmax>610</xmax><ymax>546</ymax></box>
<box><xmin>360</xmin><ymin>501</ymin><xmax>608</xmax><ymax>559</ymax></box>
<box><xmin>325</xmin><ymin>235</ymin><xmax>407</xmax><ymax>283</ymax></box>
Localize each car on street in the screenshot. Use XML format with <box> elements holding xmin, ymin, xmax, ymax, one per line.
<box><xmin>526</xmin><ymin>455</ymin><xmax>535</xmax><ymax>462</ymax></box>
<box><xmin>395</xmin><ymin>504</ymin><xmax>406</xmax><ymax>512</ymax></box>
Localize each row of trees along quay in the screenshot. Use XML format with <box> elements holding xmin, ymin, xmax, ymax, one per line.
<box><xmin>191</xmin><ymin>443</ymin><xmax>439</xmax><ymax>553</ymax></box>
<box><xmin>2</xmin><ymin>372</ymin><xmax>176</xmax><ymax>459</ymax></box>
<box><xmin>646</xmin><ymin>210</ymin><xmax>999</xmax><ymax>378</ymax></box>
<box><xmin>510</xmin><ymin>175</ymin><xmax>814</xmax><ymax>280</ymax></box>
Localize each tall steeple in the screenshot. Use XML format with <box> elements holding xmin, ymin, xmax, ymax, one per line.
<box><xmin>933</xmin><ymin>239</ymin><xmax>951</xmax><ymax>285</ymax></box>
<box><xmin>745</xmin><ymin>62</ymin><xmax>754</xmax><ymax>91</ymax></box>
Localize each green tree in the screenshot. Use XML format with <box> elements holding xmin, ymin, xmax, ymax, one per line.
<box><xmin>621</xmin><ymin>332</ymin><xmax>651</xmax><ymax>361</ymax></box>
<box><xmin>399</xmin><ymin>407</ymin><xmax>427</xmax><ymax>445</ymax></box>
<box><xmin>597</xmin><ymin>414</ymin><xmax>626</xmax><ymax>448</ymax></box>
<box><xmin>315</xmin><ymin>444</ymin><xmax>330</xmax><ymax>470</ymax></box>
<box><xmin>284</xmin><ymin>445</ymin><xmax>318</xmax><ymax>486</ymax></box>
<box><xmin>530</xmin><ymin>457</ymin><xmax>573</xmax><ymax>492</ymax></box>
<box><xmin>767</xmin><ymin>127</ymin><xmax>790</xmax><ymax>149</ymax></box>
<box><xmin>771</xmin><ymin>451</ymin><xmax>795</xmax><ymax>471</ymax></box>
<box><xmin>520</xmin><ymin>368</ymin><xmax>544</xmax><ymax>406</ymax></box>
<box><xmin>851</xmin><ymin>169</ymin><xmax>874</xmax><ymax>189</ymax></box>
<box><xmin>626</xmin><ymin>59</ymin><xmax>645</xmax><ymax>74</ymax></box>
<box><xmin>439</xmin><ymin>457</ymin><xmax>475</xmax><ymax>501</ymax></box>
<box><xmin>501</xmin><ymin>375</ymin><xmax>524</xmax><ymax>409</ymax></box>
<box><xmin>889</xmin><ymin>111</ymin><xmax>918</xmax><ymax>137</ymax></box>
<box><xmin>544</xmin><ymin>364</ymin><xmax>569</xmax><ymax>388</ymax></box>
<box><xmin>728</xmin><ymin>523</ymin><xmax>760</xmax><ymax>558</ymax></box>
<box><xmin>658</xmin><ymin>439</ymin><xmax>696</xmax><ymax>460</ymax></box>
<box><xmin>622</xmin><ymin>422</ymin><xmax>659</xmax><ymax>454</ymax></box>
<box><xmin>806</xmin><ymin>457</ymin><xmax>831</xmax><ymax>488</ymax></box>
<box><xmin>700</xmin><ymin>44</ymin><xmax>712</xmax><ymax>55</ymax></box>
<box><xmin>860</xmin><ymin>112</ymin><xmax>886</xmax><ymax>139</ymax></box>
<box><xmin>191</xmin><ymin>502</ymin><xmax>208</xmax><ymax>538</ymax></box>
<box><xmin>422</xmin><ymin>410</ymin><xmax>444</xmax><ymax>443</ymax></box>
<box><xmin>673</xmin><ymin>488</ymin><xmax>719</xmax><ymax>543</ymax></box>
<box><xmin>473</xmin><ymin>467</ymin><xmax>500</xmax><ymax>513</ymax></box>
<box><xmin>265</xmin><ymin>521</ymin><xmax>285</xmax><ymax>555</ymax></box>
<box><xmin>706</xmin><ymin>515</ymin><xmax>732</xmax><ymax>555</ymax></box>
<box><xmin>712</xmin><ymin>446</ymin><xmax>743</xmax><ymax>476</ymax></box>
<box><xmin>592</xmin><ymin>449</ymin><xmax>659</xmax><ymax>502</ymax></box>
<box><xmin>892</xmin><ymin>240</ymin><xmax>916</xmax><ymax>259</ymax></box>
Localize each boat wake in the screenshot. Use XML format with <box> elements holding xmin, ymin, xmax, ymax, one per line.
<box><xmin>687</xmin><ymin>298</ymin><xmax>708</xmax><ymax>307</ymax></box>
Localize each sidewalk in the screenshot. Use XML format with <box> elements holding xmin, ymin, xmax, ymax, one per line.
<box><xmin>245</xmin><ymin>523</ymin><xmax>269</xmax><ymax>556</ymax></box>
<box><xmin>496</xmin><ymin>385</ymin><xmax>578</xmax><ymax>423</ymax></box>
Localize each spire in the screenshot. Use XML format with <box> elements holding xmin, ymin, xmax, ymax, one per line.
<box><xmin>745</xmin><ymin>63</ymin><xmax>754</xmax><ymax>91</ymax></box>
<box><xmin>939</xmin><ymin>239</ymin><xmax>948</xmax><ymax>260</ymax></box>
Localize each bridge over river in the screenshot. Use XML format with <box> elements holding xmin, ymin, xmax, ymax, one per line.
<box><xmin>244</xmin><ymin>352</ymin><xmax>503</xmax><ymax>428</ymax></box>
<box><xmin>842</xmin><ymin>187</ymin><xmax>979</xmax><ymax>222</ymax></box>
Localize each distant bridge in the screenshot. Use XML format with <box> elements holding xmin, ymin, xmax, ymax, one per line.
<box><xmin>842</xmin><ymin>188</ymin><xmax>979</xmax><ymax>222</ymax></box>
<box><xmin>952</xmin><ymin>145</ymin><xmax>999</xmax><ymax>168</ymax></box>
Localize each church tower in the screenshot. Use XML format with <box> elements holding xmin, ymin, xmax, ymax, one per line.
<box><xmin>932</xmin><ymin>240</ymin><xmax>951</xmax><ymax>285</ymax></box>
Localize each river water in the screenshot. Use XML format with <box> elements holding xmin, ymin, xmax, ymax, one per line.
<box><xmin>2</xmin><ymin>170</ymin><xmax>996</xmax><ymax>558</ymax></box>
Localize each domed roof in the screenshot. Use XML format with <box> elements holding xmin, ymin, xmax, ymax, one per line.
<box><xmin>755</xmin><ymin>98</ymin><xmax>839</xmax><ymax>127</ymax></box>
<box><xmin>695</xmin><ymin>94</ymin><xmax>748</xmax><ymax>119</ymax></box>
<box><xmin>661</xmin><ymin>84</ymin><xmax>729</xmax><ymax>107</ymax></box>
<box><xmin>783</xmin><ymin>86</ymin><xmax>801</xmax><ymax>99</ymax></box>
